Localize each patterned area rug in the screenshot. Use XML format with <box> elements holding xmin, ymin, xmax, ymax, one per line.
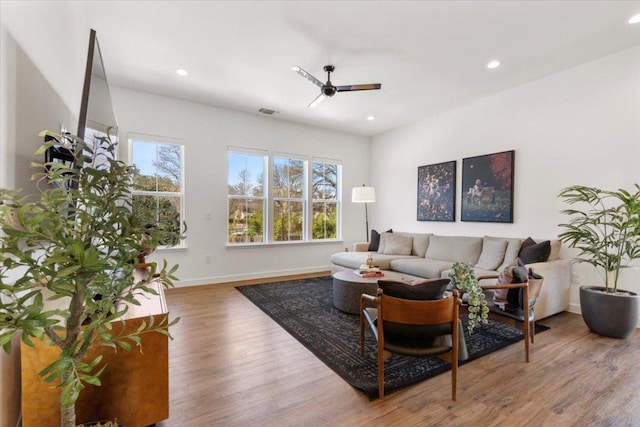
<box><xmin>236</xmin><ymin>276</ymin><xmax>547</xmax><ymax>400</ymax></box>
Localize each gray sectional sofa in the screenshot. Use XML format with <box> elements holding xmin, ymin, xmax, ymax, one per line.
<box><xmin>330</xmin><ymin>232</ymin><xmax>571</xmax><ymax>320</ymax></box>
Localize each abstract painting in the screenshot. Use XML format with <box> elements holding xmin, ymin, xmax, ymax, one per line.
<box><xmin>417</xmin><ymin>160</ymin><xmax>456</xmax><ymax>222</ymax></box>
<box><xmin>461</xmin><ymin>150</ymin><xmax>514</xmax><ymax>223</ymax></box>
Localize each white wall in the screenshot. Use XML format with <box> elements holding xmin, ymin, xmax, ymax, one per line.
<box><xmin>0</xmin><ymin>20</ymin><xmax>79</xmax><ymax>427</ymax></box>
<box><xmin>112</xmin><ymin>87</ymin><xmax>371</xmax><ymax>286</ymax></box>
<box><xmin>371</xmin><ymin>45</ymin><xmax>640</xmax><ymax>313</ymax></box>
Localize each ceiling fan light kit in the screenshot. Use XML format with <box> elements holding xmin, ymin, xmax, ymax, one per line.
<box><xmin>292</xmin><ymin>65</ymin><xmax>381</xmax><ymax>108</ymax></box>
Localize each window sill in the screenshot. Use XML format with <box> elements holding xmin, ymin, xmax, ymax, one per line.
<box><xmin>226</xmin><ymin>240</ymin><xmax>343</xmax><ymax>249</ymax></box>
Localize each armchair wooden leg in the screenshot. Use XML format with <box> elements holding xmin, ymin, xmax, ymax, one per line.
<box><xmin>530</xmin><ymin>319</ymin><xmax>535</xmax><ymax>344</ymax></box>
<box><xmin>378</xmin><ymin>330</ymin><xmax>385</xmax><ymax>400</ymax></box>
<box><xmin>360</xmin><ymin>312</ymin><xmax>365</xmax><ymax>356</ymax></box>
<box><xmin>378</xmin><ymin>350</ymin><xmax>385</xmax><ymax>400</ymax></box>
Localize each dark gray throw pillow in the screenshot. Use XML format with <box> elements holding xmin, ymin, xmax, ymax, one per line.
<box><xmin>518</xmin><ymin>238</ymin><xmax>551</xmax><ymax>264</ymax></box>
<box><xmin>378</xmin><ymin>278</ymin><xmax>450</xmax><ymax>300</ymax></box>
<box><xmin>506</xmin><ymin>267</ymin><xmax>545</xmax><ymax>311</ymax></box>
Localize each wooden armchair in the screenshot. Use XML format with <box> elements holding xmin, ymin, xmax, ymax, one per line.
<box><xmin>360</xmin><ymin>289</ymin><xmax>462</xmax><ymax>400</ymax></box>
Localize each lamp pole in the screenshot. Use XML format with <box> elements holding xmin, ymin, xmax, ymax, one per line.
<box><xmin>352</xmin><ymin>184</ymin><xmax>376</xmax><ymax>242</ymax></box>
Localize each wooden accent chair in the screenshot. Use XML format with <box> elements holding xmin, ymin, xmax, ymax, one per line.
<box><xmin>360</xmin><ymin>289</ymin><xmax>462</xmax><ymax>400</ymax></box>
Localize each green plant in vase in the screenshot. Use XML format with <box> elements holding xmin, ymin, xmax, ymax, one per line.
<box><xmin>0</xmin><ymin>131</ymin><xmax>181</xmax><ymax>427</ymax></box>
<box><xmin>448</xmin><ymin>261</ymin><xmax>489</xmax><ymax>333</ymax></box>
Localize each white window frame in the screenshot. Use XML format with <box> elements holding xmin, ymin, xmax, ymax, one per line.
<box><xmin>226</xmin><ymin>147</ymin><xmax>267</xmax><ymax>245</ymax></box>
<box><xmin>271</xmin><ymin>152</ymin><xmax>308</xmax><ymax>243</ymax></box>
<box><xmin>128</xmin><ymin>132</ymin><xmax>186</xmax><ymax>250</ymax></box>
<box><xmin>226</xmin><ymin>148</ymin><xmax>342</xmax><ymax>246</ymax></box>
<box><xmin>310</xmin><ymin>157</ymin><xmax>342</xmax><ymax>241</ymax></box>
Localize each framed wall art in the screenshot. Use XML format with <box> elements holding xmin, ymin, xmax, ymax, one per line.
<box><xmin>461</xmin><ymin>150</ymin><xmax>514</xmax><ymax>223</ymax></box>
<box><xmin>417</xmin><ymin>160</ymin><xmax>456</xmax><ymax>222</ymax></box>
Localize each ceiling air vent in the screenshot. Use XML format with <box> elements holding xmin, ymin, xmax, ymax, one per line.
<box><xmin>258</xmin><ymin>108</ymin><xmax>278</xmax><ymax>115</ymax></box>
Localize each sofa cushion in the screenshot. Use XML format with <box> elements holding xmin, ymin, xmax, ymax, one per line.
<box><xmin>380</xmin><ymin>233</ymin><xmax>413</xmax><ymax>255</ymax></box>
<box><xmin>425</xmin><ymin>235</ymin><xmax>483</xmax><ymax>264</ymax></box>
<box><xmin>441</xmin><ymin>266</ymin><xmax>498</xmax><ymax>279</ymax></box>
<box><xmin>390</xmin><ymin>258</ymin><xmax>453</xmax><ymax>279</ymax></box>
<box><xmin>330</xmin><ymin>251</ymin><xmax>414</xmax><ymax>270</ymax></box>
<box><xmin>396</xmin><ymin>232</ymin><xmax>432</xmax><ymax>258</ymax></box>
<box><xmin>475</xmin><ymin>237</ymin><xmax>508</xmax><ymax>271</ymax></box>
<box><xmin>519</xmin><ymin>238</ymin><xmax>551</xmax><ymax>264</ymax></box>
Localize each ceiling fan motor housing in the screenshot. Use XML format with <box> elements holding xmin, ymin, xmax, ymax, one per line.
<box><xmin>322</xmin><ymin>65</ymin><xmax>337</xmax><ymax>96</ymax></box>
<box><xmin>322</xmin><ymin>85</ymin><xmax>337</xmax><ymax>97</ymax></box>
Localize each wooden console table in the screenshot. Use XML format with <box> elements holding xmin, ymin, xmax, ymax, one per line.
<box><xmin>21</xmin><ymin>277</ymin><xmax>169</xmax><ymax>427</ymax></box>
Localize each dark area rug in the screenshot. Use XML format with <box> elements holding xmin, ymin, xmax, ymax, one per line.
<box><xmin>236</xmin><ymin>276</ymin><xmax>548</xmax><ymax>400</ymax></box>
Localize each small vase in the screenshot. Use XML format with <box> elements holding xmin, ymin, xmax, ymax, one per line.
<box><xmin>366</xmin><ymin>253</ymin><xmax>374</xmax><ymax>268</ymax></box>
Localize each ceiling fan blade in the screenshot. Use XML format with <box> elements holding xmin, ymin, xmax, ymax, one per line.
<box><xmin>336</xmin><ymin>83</ymin><xmax>382</xmax><ymax>92</ymax></box>
<box><xmin>308</xmin><ymin>93</ymin><xmax>327</xmax><ymax>108</ymax></box>
<box><xmin>291</xmin><ymin>66</ymin><xmax>324</xmax><ymax>88</ymax></box>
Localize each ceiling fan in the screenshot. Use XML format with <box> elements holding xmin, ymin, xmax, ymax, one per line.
<box><xmin>290</xmin><ymin>65</ymin><xmax>382</xmax><ymax>108</ymax></box>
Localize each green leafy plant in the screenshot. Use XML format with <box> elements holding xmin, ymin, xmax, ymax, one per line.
<box><xmin>448</xmin><ymin>261</ymin><xmax>489</xmax><ymax>333</ymax></box>
<box><xmin>558</xmin><ymin>184</ymin><xmax>640</xmax><ymax>293</ymax></box>
<box><xmin>0</xmin><ymin>131</ymin><xmax>181</xmax><ymax>427</ymax></box>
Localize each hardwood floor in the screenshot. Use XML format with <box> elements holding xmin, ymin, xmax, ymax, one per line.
<box><xmin>157</xmin><ymin>275</ymin><xmax>640</xmax><ymax>427</ymax></box>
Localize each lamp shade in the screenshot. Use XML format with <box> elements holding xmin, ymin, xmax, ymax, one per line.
<box><xmin>352</xmin><ymin>186</ymin><xmax>376</xmax><ymax>203</ymax></box>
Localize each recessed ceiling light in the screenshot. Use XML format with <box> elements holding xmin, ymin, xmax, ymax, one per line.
<box><xmin>366</xmin><ymin>115</ymin><xmax>375</xmax><ymax>121</ymax></box>
<box><xmin>487</xmin><ymin>60</ymin><xmax>502</xmax><ymax>70</ymax></box>
<box><xmin>175</xmin><ymin>68</ymin><xmax>188</xmax><ymax>76</ymax></box>
<box><xmin>629</xmin><ymin>14</ymin><xmax>640</xmax><ymax>24</ymax></box>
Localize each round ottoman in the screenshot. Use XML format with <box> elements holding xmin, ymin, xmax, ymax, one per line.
<box><xmin>332</xmin><ymin>270</ymin><xmax>409</xmax><ymax>314</ymax></box>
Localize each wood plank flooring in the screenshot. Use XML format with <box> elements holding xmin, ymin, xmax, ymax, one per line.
<box><xmin>157</xmin><ymin>274</ymin><xmax>640</xmax><ymax>427</ymax></box>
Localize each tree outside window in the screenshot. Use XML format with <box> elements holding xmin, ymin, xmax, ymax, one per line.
<box><xmin>227</xmin><ymin>152</ymin><xmax>265</xmax><ymax>243</ymax></box>
<box><xmin>273</xmin><ymin>157</ymin><xmax>304</xmax><ymax>242</ymax></box>
<box><xmin>131</xmin><ymin>138</ymin><xmax>184</xmax><ymax>247</ymax></box>
<box><xmin>311</xmin><ymin>161</ymin><xmax>338</xmax><ymax>239</ymax></box>
<box><xmin>227</xmin><ymin>149</ymin><xmax>340</xmax><ymax>244</ymax></box>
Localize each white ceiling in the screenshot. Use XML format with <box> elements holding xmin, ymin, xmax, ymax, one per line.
<box><xmin>80</xmin><ymin>1</ymin><xmax>640</xmax><ymax>136</ymax></box>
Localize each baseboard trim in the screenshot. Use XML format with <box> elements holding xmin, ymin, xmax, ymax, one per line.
<box><xmin>568</xmin><ymin>302</ymin><xmax>581</xmax><ymax>315</ymax></box>
<box><xmin>174</xmin><ymin>265</ymin><xmax>333</xmax><ymax>287</ymax></box>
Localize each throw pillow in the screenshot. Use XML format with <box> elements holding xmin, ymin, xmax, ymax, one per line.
<box><xmin>548</xmin><ymin>239</ymin><xmax>562</xmax><ymax>261</ymax></box>
<box><xmin>381</xmin><ymin>233</ymin><xmax>413</xmax><ymax>255</ymax></box>
<box><xmin>378</xmin><ymin>228</ymin><xmax>393</xmax><ymax>254</ymax></box>
<box><xmin>368</xmin><ymin>230</ymin><xmax>381</xmax><ymax>252</ymax></box>
<box><xmin>505</xmin><ymin>263</ymin><xmax>529</xmax><ymax>312</ymax></box>
<box><xmin>493</xmin><ymin>258</ymin><xmax>525</xmax><ymax>310</ymax></box>
<box><xmin>475</xmin><ymin>237</ymin><xmax>508</xmax><ymax>271</ymax></box>
<box><xmin>378</xmin><ymin>278</ymin><xmax>450</xmax><ymax>300</ymax></box>
<box><xmin>506</xmin><ymin>268</ymin><xmax>545</xmax><ymax>312</ymax></box>
<box><xmin>378</xmin><ymin>278</ymin><xmax>451</xmax><ymax>337</ymax></box>
<box><xmin>518</xmin><ymin>238</ymin><xmax>551</xmax><ymax>264</ymax></box>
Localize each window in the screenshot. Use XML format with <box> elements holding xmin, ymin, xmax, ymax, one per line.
<box><xmin>227</xmin><ymin>151</ymin><xmax>266</xmax><ymax>243</ymax></box>
<box><xmin>227</xmin><ymin>148</ymin><xmax>341</xmax><ymax>244</ymax></box>
<box><xmin>311</xmin><ymin>161</ymin><xmax>338</xmax><ymax>239</ymax></box>
<box><xmin>273</xmin><ymin>156</ymin><xmax>305</xmax><ymax>242</ymax></box>
<box><xmin>130</xmin><ymin>134</ymin><xmax>185</xmax><ymax>247</ymax></box>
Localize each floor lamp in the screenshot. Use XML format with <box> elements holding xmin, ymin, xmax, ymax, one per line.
<box><xmin>352</xmin><ymin>185</ymin><xmax>376</xmax><ymax>242</ymax></box>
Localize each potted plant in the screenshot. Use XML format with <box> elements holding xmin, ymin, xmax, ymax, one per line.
<box><xmin>448</xmin><ymin>261</ymin><xmax>489</xmax><ymax>333</ymax></box>
<box><xmin>558</xmin><ymin>184</ymin><xmax>640</xmax><ymax>339</ymax></box>
<box><xmin>0</xmin><ymin>131</ymin><xmax>181</xmax><ymax>427</ymax></box>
